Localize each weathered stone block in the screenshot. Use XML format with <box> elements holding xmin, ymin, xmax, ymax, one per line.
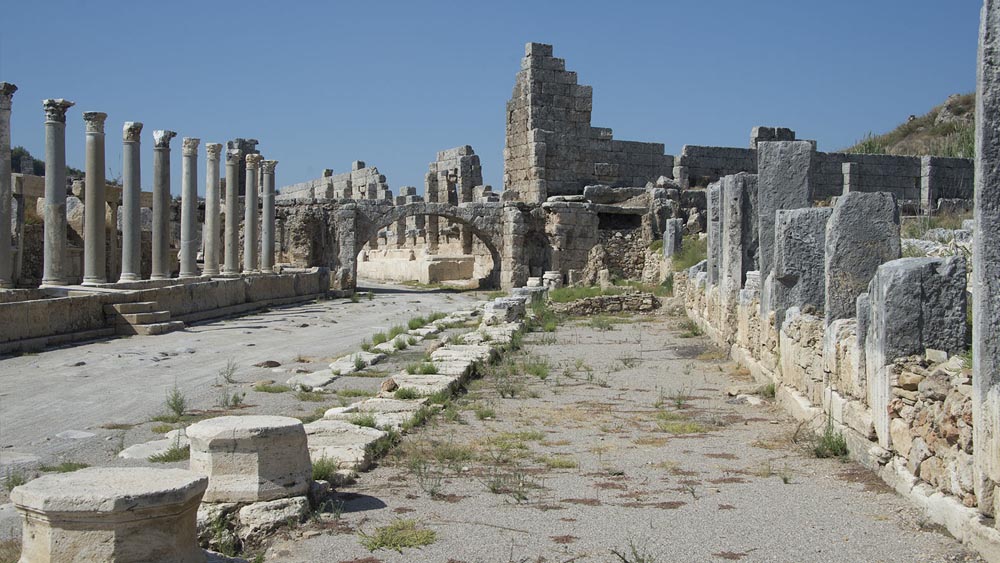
<box><xmin>756</xmin><ymin>140</ymin><xmax>813</xmax><ymax>285</ymax></box>
<box><xmin>824</xmin><ymin>191</ymin><xmax>901</xmax><ymax>326</ymax></box>
<box><xmin>770</xmin><ymin>207</ymin><xmax>831</xmax><ymax>326</ymax></box>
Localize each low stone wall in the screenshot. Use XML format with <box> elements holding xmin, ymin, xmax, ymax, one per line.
<box><xmin>549</xmin><ymin>291</ymin><xmax>660</xmax><ymax>315</ymax></box>
<box><xmin>0</xmin><ymin>269</ymin><xmax>329</xmax><ymax>353</ymax></box>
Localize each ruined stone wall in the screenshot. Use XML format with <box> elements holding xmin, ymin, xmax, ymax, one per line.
<box><xmin>278</xmin><ymin>161</ymin><xmax>391</xmax><ymax>201</ymax></box>
<box><xmin>503</xmin><ymin>43</ymin><xmax>673</xmax><ymax>203</ymax></box>
<box><xmin>675</xmin><ymin>145</ymin><xmax>758</xmax><ymax>188</ymax></box>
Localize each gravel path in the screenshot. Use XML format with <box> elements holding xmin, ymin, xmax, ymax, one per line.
<box><xmin>267</xmin><ymin>308</ymin><xmax>982</xmax><ymax>563</ymax></box>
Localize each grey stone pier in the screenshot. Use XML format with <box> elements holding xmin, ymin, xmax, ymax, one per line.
<box><xmin>119</xmin><ymin>122</ymin><xmax>143</xmax><ymax>282</ymax></box>
<box><xmin>151</xmin><ymin>130</ymin><xmax>176</xmax><ymax>280</ymax></box>
<box><xmin>81</xmin><ymin>111</ymin><xmax>108</xmax><ymax>285</ymax></box>
<box><xmin>222</xmin><ymin>148</ymin><xmax>242</xmax><ymax>275</ymax></box>
<box><xmin>203</xmin><ymin>143</ymin><xmax>222</xmax><ymax>276</ymax></box>
<box><xmin>243</xmin><ymin>153</ymin><xmax>262</xmax><ymax>273</ymax></box>
<box><xmin>974</xmin><ymin>0</ymin><xmax>1000</xmax><ymax>522</ymax></box>
<box><xmin>0</xmin><ymin>83</ymin><xmax>16</xmax><ymax>288</ymax></box>
<box><xmin>260</xmin><ymin>159</ymin><xmax>277</xmax><ymax>272</ymax></box>
<box><xmin>41</xmin><ymin>98</ymin><xmax>74</xmax><ymax>287</ymax></box>
<box><xmin>179</xmin><ymin>137</ymin><xmax>200</xmax><ymax>278</ymax></box>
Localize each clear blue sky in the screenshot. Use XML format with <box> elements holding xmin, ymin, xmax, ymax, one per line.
<box><xmin>0</xmin><ymin>0</ymin><xmax>981</xmax><ymax>196</ymax></box>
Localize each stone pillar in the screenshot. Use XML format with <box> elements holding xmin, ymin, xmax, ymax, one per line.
<box><xmin>974</xmin><ymin>0</ymin><xmax>1000</xmax><ymax>520</ymax></box>
<box><xmin>0</xmin><ymin>83</ymin><xmax>16</xmax><ymax>288</ymax></box>
<box><xmin>119</xmin><ymin>122</ymin><xmax>143</xmax><ymax>281</ymax></box>
<box><xmin>179</xmin><ymin>137</ymin><xmax>200</xmax><ymax>278</ymax></box>
<box><xmin>41</xmin><ymin>98</ymin><xmax>74</xmax><ymax>286</ymax></box>
<box><xmin>222</xmin><ymin>149</ymin><xmax>242</xmax><ymax>275</ymax></box>
<box><xmin>823</xmin><ymin>191</ymin><xmax>900</xmax><ymax>326</ymax></box>
<box><xmin>756</xmin><ymin>140</ymin><xmax>813</xmax><ymax>304</ymax></box>
<box><xmin>706</xmin><ymin>182</ymin><xmax>722</xmax><ymax>286</ymax></box>
<box><xmin>260</xmin><ymin>159</ymin><xmax>277</xmax><ymax>272</ymax></box>
<box><xmin>81</xmin><ymin>111</ymin><xmax>108</xmax><ymax>285</ymax></box>
<box><xmin>865</xmin><ymin>256</ymin><xmax>967</xmax><ymax>449</ymax></box>
<box><xmin>151</xmin><ymin>130</ymin><xmax>176</xmax><ymax>280</ymax></box>
<box><xmin>770</xmin><ymin>207</ymin><xmax>831</xmax><ymax>328</ymax></box>
<box><xmin>243</xmin><ymin>153</ymin><xmax>262</xmax><ymax>273</ymax></box>
<box><xmin>425</xmin><ymin>170</ymin><xmax>439</xmax><ymax>253</ymax></box>
<box><xmin>203</xmin><ymin>143</ymin><xmax>222</xmax><ymax>276</ymax></box>
<box><xmin>663</xmin><ymin>217</ymin><xmax>684</xmax><ymax>259</ymax></box>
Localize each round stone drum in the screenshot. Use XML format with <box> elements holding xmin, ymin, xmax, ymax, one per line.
<box><xmin>11</xmin><ymin>467</ymin><xmax>208</xmax><ymax>563</ymax></box>
<box><xmin>186</xmin><ymin>415</ymin><xmax>312</xmax><ymax>503</ymax></box>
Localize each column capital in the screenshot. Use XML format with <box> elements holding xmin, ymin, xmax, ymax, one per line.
<box><xmin>42</xmin><ymin>99</ymin><xmax>75</xmax><ymax>123</ymax></box>
<box><xmin>153</xmin><ymin>130</ymin><xmax>177</xmax><ymax>148</ymax></box>
<box><xmin>123</xmin><ymin>121</ymin><xmax>143</xmax><ymax>142</ymax></box>
<box><xmin>182</xmin><ymin>137</ymin><xmax>201</xmax><ymax>156</ymax></box>
<box><xmin>0</xmin><ymin>82</ymin><xmax>16</xmax><ymax>111</ymax></box>
<box><xmin>245</xmin><ymin>153</ymin><xmax>263</xmax><ymax>170</ymax></box>
<box><xmin>82</xmin><ymin>111</ymin><xmax>107</xmax><ymax>134</ymax></box>
<box><xmin>205</xmin><ymin>143</ymin><xmax>223</xmax><ymax>160</ymax></box>
<box><xmin>261</xmin><ymin>160</ymin><xmax>278</xmax><ymax>174</ymax></box>
<box><xmin>226</xmin><ymin>148</ymin><xmax>242</xmax><ymax>165</ymax></box>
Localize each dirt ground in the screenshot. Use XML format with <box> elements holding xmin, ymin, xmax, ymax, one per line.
<box><xmin>264</xmin><ymin>306</ymin><xmax>982</xmax><ymax>563</ymax></box>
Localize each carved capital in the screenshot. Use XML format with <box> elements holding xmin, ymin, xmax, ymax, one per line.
<box><xmin>122</xmin><ymin>121</ymin><xmax>143</xmax><ymax>143</ymax></box>
<box><xmin>260</xmin><ymin>160</ymin><xmax>278</xmax><ymax>174</ymax></box>
<box><xmin>153</xmin><ymin>130</ymin><xmax>177</xmax><ymax>148</ymax></box>
<box><xmin>0</xmin><ymin>82</ymin><xmax>16</xmax><ymax>111</ymax></box>
<box><xmin>205</xmin><ymin>143</ymin><xmax>223</xmax><ymax>160</ymax></box>
<box><xmin>182</xmin><ymin>137</ymin><xmax>201</xmax><ymax>156</ymax></box>
<box><xmin>226</xmin><ymin>148</ymin><xmax>243</xmax><ymax>165</ymax></box>
<box><xmin>245</xmin><ymin>153</ymin><xmax>263</xmax><ymax>170</ymax></box>
<box><xmin>82</xmin><ymin>111</ymin><xmax>107</xmax><ymax>134</ymax></box>
<box><xmin>42</xmin><ymin>99</ymin><xmax>75</xmax><ymax>123</ymax></box>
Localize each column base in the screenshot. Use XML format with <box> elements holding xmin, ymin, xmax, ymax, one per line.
<box><xmin>0</xmin><ymin>281</ymin><xmax>13</xmax><ymax>289</ymax></box>
<box><xmin>81</xmin><ymin>278</ymin><xmax>107</xmax><ymax>286</ymax></box>
<box><xmin>40</xmin><ymin>279</ymin><xmax>69</xmax><ymax>287</ymax></box>
<box><xmin>118</xmin><ymin>274</ymin><xmax>141</xmax><ymax>283</ymax></box>
<box><xmin>149</xmin><ymin>275</ymin><xmax>170</xmax><ymax>281</ymax></box>
<box><xmin>202</xmin><ymin>269</ymin><xmax>220</xmax><ymax>277</ymax></box>
<box><xmin>178</xmin><ymin>273</ymin><xmax>200</xmax><ymax>279</ymax></box>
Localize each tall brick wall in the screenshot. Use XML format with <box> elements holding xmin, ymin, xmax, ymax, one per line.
<box><xmin>503</xmin><ymin>43</ymin><xmax>673</xmax><ymax>203</ymax></box>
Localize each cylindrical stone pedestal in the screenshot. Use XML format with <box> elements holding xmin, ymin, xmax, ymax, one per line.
<box><xmin>11</xmin><ymin>467</ymin><xmax>208</xmax><ymax>563</ymax></box>
<box><xmin>203</xmin><ymin>143</ymin><xmax>222</xmax><ymax>276</ymax></box>
<box><xmin>0</xmin><ymin>83</ymin><xmax>16</xmax><ymax>288</ymax></box>
<box><xmin>119</xmin><ymin>122</ymin><xmax>143</xmax><ymax>282</ymax></box>
<box><xmin>242</xmin><ymin>154</ymin><xmax>262</xmax><ymax>274</ymax></box>
<box><xmin>260</xmin><ymin>159</ymin><xmax>277</xmax><ymax>272</ymax></box>
<box><xmin>82</xmin><ymin>111</ymin><xmax>108</xmax><ymax>285</ymax></box>
<box><xmin>179</xmin><ymin>137</ymin><xmax>200</xmax><ymax>278</ymax></box>
<box><xmin>41</xmin><ymin>99</ymin><xmax>74</xmax><ymax>286</ymax></box>
<box><xmin>222</xmin><ymin>149</ymin><xmax>242</xmax><ymax>275</ymax></box>
<box><xmin>151</xmin><ymin>130</ymin><xmax>176</xmax><ymax>280</ymax></box>
<box><xmin>187</xmin><ymin>415</ymin><xmax>311</xmax><ymax>503</ymax></box>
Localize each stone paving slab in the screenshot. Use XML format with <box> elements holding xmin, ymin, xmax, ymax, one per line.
<box><xmin>303</xmin><ymin>420</ymin><xmax>387</xmax><ymax>471</ymax></box>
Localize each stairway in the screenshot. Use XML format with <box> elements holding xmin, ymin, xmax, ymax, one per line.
<box><xmin>104</xmin><ymin>302</ymin><xmax>185</xmax><ymax>336</ymax></box>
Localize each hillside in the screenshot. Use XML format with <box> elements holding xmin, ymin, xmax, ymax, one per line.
<box><xmin>843</xmin><ymin>93</ymin><xmax>975</xmax><ymax>158</ymax></box>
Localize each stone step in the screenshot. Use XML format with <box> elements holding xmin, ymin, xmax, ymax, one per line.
<box><xmin>303</xmin><ymin>420</ymin><xmax>386</xmax><ymax>471</ymax></box>
<box><xmin>117</xmin><ymin>321</ymin><xmax>185</xmax><ymax>336</ymax></box>
<box><xmin>113</xmin><ymin>311</ymin><xmax>172</xmax><ymax>325</ymax></box>
<box><xmin>105</xmin><ymin>301</ymin><xmax>158</xmax><ymax>315</ymax></box>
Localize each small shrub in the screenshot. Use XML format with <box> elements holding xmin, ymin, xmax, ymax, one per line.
<box><xmin>589</xmin><ymin>316</ymin><xmax>614</xmax><ymax>331</ymax></box>
<box><xmin>349</xmin><ymin>413</ymin><xmax>378</xmax><ymax>428</ymax></box>
<box><xmin>360</xmin><ymin>340</ymin><xmax>372</xmax><ymax>352</ymax></box>
<box><xmin>39</xmin><ymin>461</ymin><xmax>89</xmax><ymax>473</ymax></box>
<box><xmin>254</xmin><ymin>383</ymin><xmax>291</xmax><ymax>393</ymax></box>
<box><xmin>648</xmin><ymin>239</ymin><xmax>663</xmax><ymax>253</ymax></box>
<box><xmin>296</xmin><ymin>390</ymin><xmax>326</xmax><ymax>402</ymax></box>
<box><xmin>312</xmin><ymin>456</ymin><xmax>339</xmax><ymax>482</ymax></box>
<box><xmin>759</xmin><ymin>383</ymin><xmax>776</xmax><ymax>398</ymax></box>
<box><xmin>338</xmin><ymin>388</ymin><xmax>374</xmax><ymax>398</ymax></box>
<box><xmin>3</xmin><ymin>470</ymin><xmax>27</xmax><ymax>491</ymax></box>
<box><xmin>523</xmin><ymin>357</ymin><xmax>550</xmax><ymax>379</ymax></box>
<box><xmin>472</xmin><ymin>404</ymin><xmax>496</xmax><ymax>420</ymax></box>
<box><xmin>388</xmin><ymin>325</ymin><xmax>407</xmax><ymax>340</ymax></box>
<box><xmin>408</xmin><ymin>316</ymin><xmax>426</xmax><ymax>330</ymax></box>
<box><xmin>165</xmin><ymin>384</ymin><xmax>187</xmax><ymax>418</ymax></box>
<box><xmin>219</xmin><ymin>388</ymin><xmax>245</xmax><ymax>409</ymax></box>
<box><xmin>149</xmin><ymin>438</ymin><xmax>190</xmax><ymax>463</ymax></box>
<box><xmin>218</xmin><ymin>358</ymin><xmax>238</xmax><ymax>385</ymax></box>
<box><xmin>549</xmin><ymin>285</ymin><xmax>623</xmax><ymax>303</ymax></box>
<box><xmin>407</xmin><ymin>336</ymin><xmax>418</xmax><ymax>346</ymax></box>
<box><xmin>395</xmin><ymin>388</ymin><xmax>420</xmax><ymax>400</ymax></box>
<box><xmin>151</xmin><ymin>423</ymin><xmax>175</xmax><ymax>434</ymax></box>
<box><xmin>350</xmin><ymin>292</ymin><xmax>361</xmax><ymax>303</ymax></box>
<box><xmin>395</xmin><ymin>339</ymin><xmax>409</xmax><ymax>351</ymax></box>
<box><xmin>354</xmin><ymin>356</ymin><xmax>367</xmax><ymax>371</ymax></box>
<box><xmin>542</xmin><ymin>456</ymin><xmax>578</xmax><ymax>469</ymax></box>
<box><xmin>677</xmin><ymin>319</ymin><xmax>703</xmax><ymax>338</ymax></box>
<box><xmin>358</xmin><ymin>519</ymin><xmax>437</xmax><ymax>552</ymax></box>
<box><xmin>372</xmin><ymin>332</ymin><xmax>388</xmax><ymax>346</ymax></box>
<box><xmin>671</xmin><ymin>236</ymin><xmax>707</xmax><ymax>271</ymax></box>
<box><xmin>814</xmin><ymin>419</ymin><xmax>849</xmax><ymax>459</ymax></box>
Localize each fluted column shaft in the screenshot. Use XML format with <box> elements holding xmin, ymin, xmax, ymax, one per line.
<box><xmin>242</xmin><ymin>154</ymin><xmax>262</xmax><ymax>273</ymax></box>
<box><xmin>260</xmin><ymin>160</ymin><xmax>277</xmax><ymax>272</ymax></box>
<box><xmin>41</xmin><ymin>99</ymin><xmax>74</xmax><ymax>286</ymax></box>
<box><xmin>82</xmin><ymin>111</ymin><xmax>107</xmax><ymax>285</ymax></box>
<box><xmin>151</xmin><ymin>130</ymin><xmax>176</xmax><ymax>280</ymax></box>
<box><xmin>0</xmin><ymin>83</ymin><xmax>17</xmax><ymax>288</ymax></box>
<box><xmin>222</xmin><ymin>149</ymin><xmax>241</xmax><ymax>275</ymax></box>
<box><xmin>119</xmin><ymin>122</ymin><xmax>143</xmax><ymax>281</ymax></box>
<box><xmin>179</xmin><ymin>137</ymin><xmax>200</xmax><ymax>278</ymax></box>
<box><xmin>203</xmin><ymin>143</ymin><xmax>222</xmax><ymax>276</ymax></box>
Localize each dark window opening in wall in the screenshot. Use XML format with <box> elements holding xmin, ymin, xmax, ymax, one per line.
<box><xmin>597</xmin><ymin>213</ymin><xmax>641</xmax><ymax>231</ymax></box>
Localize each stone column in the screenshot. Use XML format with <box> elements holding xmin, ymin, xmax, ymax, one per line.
<box><xmin>222</xmin><ymin>149</ymin><xmax>242</xmax><ymax>275</ymax></box>
<box><xmin>179</xmin><ymin>137</ymin><xmax>200</xmax><ymax>278</ymax></box>
<box><xmin>260</xmin><ymin>159</ymin><xmax>277</xmax><ymax>272</ymax></box>
<box><xmin>41</xmin><ymin>99</ymin><xmax>74</xmax><ymax>286</ymax></box>
<box><xmin>203</xmin><ymin>143</ymin><xmax>222</xmax><ymax>276</ymax></box>
<box><xmin>0</xmin><ymin>83</ymin><xmax>16</xmax><ymax>288</ymax></box>
<box><xmin>243</xmin><ymin>154</ymin><xmax>262</xmax><ymax>273</ymax></box>
<box><xmin>974</xmin><ymin>0</ymin><xmax>1000</xmax><ymax>520</ymax></box>
<box><xmin>151</xmin><ymin>130</ymin><xmax>176</xmax><ymax>280</ymax></box>
<box><xmin>81</xmin><ymin>111</ymin><xmax>108</xmax><ymax>285</ymax></box>
<box><xmin>119</xmin><ymin>122</ymin><xmax>143</xmax><ymax>281</ymax></box>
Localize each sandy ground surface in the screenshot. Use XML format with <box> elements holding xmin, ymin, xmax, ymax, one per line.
<box><xmin>265</xmin><ymin>308</ymin><xmax>982</xmax><ymax>563</ymax></box>
<box><xmin>0</xmin><ymin>282</ymin><xmax>485</xmax><ymax>472</ymax></box>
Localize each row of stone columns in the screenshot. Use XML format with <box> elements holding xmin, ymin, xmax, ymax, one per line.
<box><xmin>0</xmin><ymin>87</ymin><xmax>280</xmax><ymax>286</ymax></box>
